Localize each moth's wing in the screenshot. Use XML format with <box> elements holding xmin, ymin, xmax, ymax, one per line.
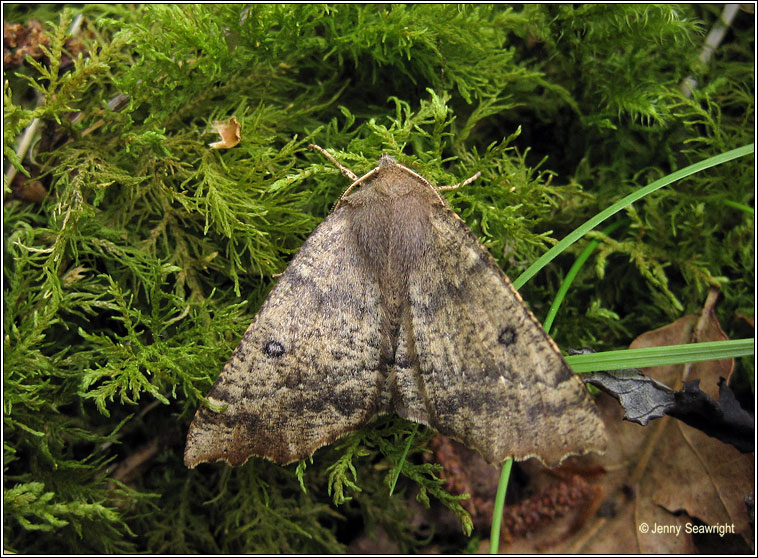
<box><xmin>396</xmin><ymin>206</ymin><xmax>607</xmax><ymax>466</ymax></box>
<box><xmin>185</xmin><ymin>209</ymin><xmax>389</xmax><ymax>467</ymax></box>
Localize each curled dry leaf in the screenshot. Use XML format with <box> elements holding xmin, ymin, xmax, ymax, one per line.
<box><xmin>623</xmin><ymin>289</ymin><xmax>753</xmax><ymax>551</ymax></box>
<box><xmin>585</xmin><ymin>369</ymin><xmax>753</xmax><ymax>452</ymax></box>
<box><xmin>584</xmin><ymin>368</ymin><xmax>675</xmax><ymax>425</ymax></box>
<box><xmin>208</xmin><ymin>116</ymin><xmax>241</xmax><ymax>149</ymax></box>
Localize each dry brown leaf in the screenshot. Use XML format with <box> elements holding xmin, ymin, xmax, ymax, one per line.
<box><xmin>3</xmin><ymin>20</ymin><xmax>49</xmax><ymax>68</ymax></box>
<box><xmin>3</xmin><ymin>19</ymin><xmax>89</xmax><ymax>69</ymax></box>
<box><xmin>735</xmin><ymin>311</ymin><xmax>754</xmax><ymax>328</ymax></box>
<box><xmin>208</xmin><ymin>116</ymin><xmax>241</xmax><ymax>149</ymax></box>
<box><xmin>10</xmin><ymin>171</ymin><xmax>47</xmax><ymax>203</ymax></box>
<box><xmin>493</xmin><ymin>287</ymin><xmax>753</xmax><ymax>554</ymax></box>
<box><xmin>629</xmin><ymin>289</ymin><xmax>752</xmax><ymax>549</ymax></box>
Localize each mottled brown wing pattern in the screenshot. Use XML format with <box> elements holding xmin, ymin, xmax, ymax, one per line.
<box><xmin>400</xmin><ymin>204</ymin><xmax>607</xmax><ymax>466</ymax></box>
<box><xmin>186</xmin><ymin>151</ymin><xmax>607</xmax><ymax>469</ymax></box>
<box><xmin>184</xmin><ymin>209</ymin><xmax>390</xmax><ymax>467</ymax></box>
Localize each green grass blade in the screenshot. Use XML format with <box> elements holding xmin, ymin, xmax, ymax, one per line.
<box><xmin>513</xmin><ymin>143</ymin><xmax>754</xmax><ymax>290</ymax></box>
<box><xmin>543</xmin><ymin>220</ymin><xmax>626</xmax><ymax>335</ymax></box>
<box><xmin>565</xmin><ymin>339</ymin><xmax>755</xmax><ymax>373</ymax></box>
<box><xmin>389</xmin><ymin>423</ymin><xmax>419</xmax><ymax>496</ymax></box>
<box><xmin>722</xmin><ymin>199</ymin><xmax>755</xmax><ymax>215</ymax></box>
<box><xmin>488</xmin><ymin>458</ymin><xmax>513</xmax><ymax>554</ymax></box>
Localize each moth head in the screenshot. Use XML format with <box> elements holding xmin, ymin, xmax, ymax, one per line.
<box><xmin>378</xmin><ymin>153</ymin><xmax>399</xmax><ymax>168</ymax></box>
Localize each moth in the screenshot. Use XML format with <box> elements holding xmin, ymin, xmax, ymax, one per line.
<box><xmin>184</xmin><ymin>145</ymin><xmax>607</xmax><ymax>468</ymax></box>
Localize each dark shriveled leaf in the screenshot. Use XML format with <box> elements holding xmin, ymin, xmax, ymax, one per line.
<box><xmin>584</xmin><ymin>370</ymin><xmax>753</xmax><ymax>453</ymax></box>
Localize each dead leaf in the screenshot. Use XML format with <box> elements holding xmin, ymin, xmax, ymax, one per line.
<box><xmin>3</xmin><ymin>19</ymin><xmax>89</xmax><ymax>69</ymax></box>
<box><xmin>735</xmin><ymin>311</ymin><xmax>754</xmax><ymax>328</ymax></box>
<box><xmin>10</xmin><ymin>172</ymin><xmax>47</xmax><ymax>203</ymax></box>
<box><xmin>584</xmin><ymin>368</ymin><xmax>675</xmax><ymax>425</ymax></box>
<box><xmin>4</xmin><ymin>20</ymin><xmax>49</xmax><ymax>68</ymax></box>
<box><xmin>628</xmin><ymin>290</ymin><xmax>752</xmax><ymax>537</ymax></box>
<box><xmin>208</xmin><ymin>116</ymin><xmax>241</xmax><ymax>149</ymax></box>
<box><xmin>493</xmin><ymin>287</ymin><xmax>753</xmax><ymax>553</ymax></box>
<box><xmin>585</xmin><ymin>369</ymin><xmax>753</xmax><ymax>452</ymax></box>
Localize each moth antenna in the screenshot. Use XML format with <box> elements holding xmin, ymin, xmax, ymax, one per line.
<box><xmin>335</xmin><ymin>167</ymin><xmax>380</xmax><ymax>208</ymax></box>
<box><xmin>438</xmin><ymin>171</ymin><xmax>482</xmax><ymax>191</ymax></box>
<box><xmin>309</xmin><ymin>144</ymin><xmax>382</xmax><ymax>209</ymax></box>
<box><xmin>308</xmin><ymin>144</ymin><xmax>359</xmax><ymax>181</ymax></box>
<box><xmin>391</xmin><ymin>161</ymin><xmax>450</xmax><ymax>206</ymax></box>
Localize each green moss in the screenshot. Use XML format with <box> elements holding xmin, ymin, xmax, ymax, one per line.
<box><xmin>4</xmin><ymin>4</ymin><xmax>753</xmax><ymax>553</ymax></box>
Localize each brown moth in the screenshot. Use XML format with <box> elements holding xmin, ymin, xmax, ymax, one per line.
<box><xmin>184</xmin><ymin>145</ymin><xmax>607</xmax><ymax>468</ymax></box>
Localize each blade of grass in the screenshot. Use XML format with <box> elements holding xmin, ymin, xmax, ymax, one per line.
<box><xmin>389</xmin><ymin>423</ymin><xmax>419</xmax><ymax>495</ymax></box>
<box><xmin>488</xmin><ymin>458</ymin><xmax>513</xmax><ymax>554</ymax></box>
<box><xmin>722</xmin><ymin>199</ymin><xmax>755</xmax><ymax>215</ymax></box>
<box><xmin>566</xmin><ymin>338</ymin><xmax>755</xmax><ymax>373</ymax></box>
<box><xmin>512</xmin><ymin>143</ymin><xmax>754</xmax><ymax>290</ymax></box>
<box><xmin>543</xmin><ymin>220</ymin><xmax>626</xmax><ymax>335</ymax></box>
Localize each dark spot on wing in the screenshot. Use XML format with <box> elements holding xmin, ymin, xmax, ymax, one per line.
<box><xmin>264</xmin><ymin>340</ymin><xmax>285</xmax><ymax>358</ymax></box>
<box><xmin>498</xmin><ymin>327</ymin><xmax>517</xmax><ymax>347</ymax></box>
